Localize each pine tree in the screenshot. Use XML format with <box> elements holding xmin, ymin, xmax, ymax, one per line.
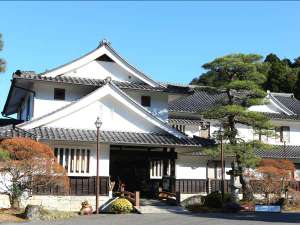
<box><xmin>201</xmin><ymin>54</ymin><xmax>273</xmax><ymax>200</ymax></box>
<box><xmin>0</xmin><ymin>33</ymin><xmax>5</xmax><ymax>72</ymax></box>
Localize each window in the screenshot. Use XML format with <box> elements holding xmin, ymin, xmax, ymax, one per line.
<box><xmin>54</xmin><ymin>147</ymin><xmax>90</xmax><ymax>174</ymax></box>
<box><xmin>141</xmin><ymin>96</ymin><xmax>151</xmax><ymax>107</ymax></box>
<box><xmin>275</xmin><ymin>126</ymin><xmax>290</xmax><ymax>143</ymax></box>
<box><xmin>150</xmin><ymin>160</ymin><xmax>163</xmax><ymax>179</ymax></box>
<box><xmin>54</xmin><ymin>88</ymin><xmax>65</xmax><ymax>100</ymax></box>
<box><xmin>172</xmin><ymin>124</ymin><xmax>186</xmax><ymax>133</ymax></box>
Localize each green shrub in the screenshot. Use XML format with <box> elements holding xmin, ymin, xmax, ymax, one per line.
<box><xmin>223</xmin><ymin>193</ymin><xmax>232</xmax><ymax>203</ymax></box>
<box><xmin>204</xmin><ymin>192</ymin><xmax>232</xmax><ymax>208</ymax></box>
<box><xmin>204</xmin><ymin>191</ymin><xmax>223</xmax><ymax>208</ymax></box>
<box><xmin>110</xmin><ymin>198</ymin><xmax>133</xmax><ymax>214</ymax></box>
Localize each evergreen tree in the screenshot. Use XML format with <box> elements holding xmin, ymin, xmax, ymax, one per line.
<box><xmin>0</xmin><ymin>33</ymin><xmax>5</xmax><ymax>72</ymax></box>
<box><xmin>292</xmin><ymin>57</ymin><xmax>300</xmax><ymax>68</ymax></box>
<box><xmin>294</xmin><ymin>71</ymin><xmax>300</xmax><ymax>99</ymax></box>
<box><xmin>201</xmin><ymin>54</ymin><xmax>273</xmax><ymax>200</ymax></box>
<box><xmin>264</xmin><ymin>53</ymin><xmax>297</xmax><ymax>93</ymax></box>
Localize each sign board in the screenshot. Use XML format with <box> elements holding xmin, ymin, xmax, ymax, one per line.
<box><xmin>255</xmin><ymin>205</ymin><xmax>281</xmax><ymax>212</ymax></box>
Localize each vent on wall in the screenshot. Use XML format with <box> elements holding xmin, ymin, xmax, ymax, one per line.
<box><xmin>96</xmin><ymin>54</ymin><xmax>115</xmax><ymax>62</ymax></box>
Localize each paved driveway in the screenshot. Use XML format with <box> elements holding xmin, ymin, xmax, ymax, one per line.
<box><xmin>6</xmin><ymin>212</ymin><xmax>300</xmax><ymax>225</ymax></box>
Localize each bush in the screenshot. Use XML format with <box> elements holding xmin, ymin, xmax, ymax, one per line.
<box><xmin>204</xmin><ymin>192</ymin><xmax>222</xmax><ymax>208</ymax></box>
<box><xmin>204</xmin><ymin>192</ymin><xmax>232</xmax><ymax>208</ymax></box>
<box><xmin>110</xmin><ymin>198</ymin><xmax>133</xmax><ymax>214</ymax></box>
<box><xmin>223</xmin><ymin>192</ymin><xmax>232</xmax><ymax>203</ymax></box>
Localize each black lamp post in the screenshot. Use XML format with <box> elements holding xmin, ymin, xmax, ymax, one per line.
<box><xmin>218</xmin><ymin>127</ymin><xmax>225</xmax><ymax>201</ymax></box>
<box><xmin>94</xmin><ymin>117</ymin><xmax>102</xmax><ymax>214</ymax></box>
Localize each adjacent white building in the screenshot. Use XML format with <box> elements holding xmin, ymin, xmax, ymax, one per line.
<box><xmin>1</xmin><ymin>40</ymin><xmax>300</xmax><ymax>210</ymax></box>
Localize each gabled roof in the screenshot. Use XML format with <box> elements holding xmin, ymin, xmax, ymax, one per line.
<box><xmin>40</xmin><ymin>40</ymin><xmax>162</xmax><ymax>87</ymax></box>
<box><xmin>13</xmin><ymin>71</ymin><xmax>166</xmax><ymax>92</ymax></box>
<box><xmin>169</xmin><ymin>88</ymin><xmax>300</xmax><ymax>121</ymax></box>
<box><xmin>18</xmin><ymin>78</ymin><xmax>186</xmax><ymax>139</ymax></box>
<box><xmin>269</xmin><ymin>92</ymin><xmax>300</xmax><ymax>115</ymax></box>
<box><xmin>0</xmin><ymin>125</ymin><xmax>207</xmax><ymax>147</ymax></box>
<box><xmin>169</xmin><ymin>89</ymin><xmax>226</xmax><ymax>113</ymax></box>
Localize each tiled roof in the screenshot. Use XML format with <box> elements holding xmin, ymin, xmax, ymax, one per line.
<box><xmin>191</xmin><ymin>144</ymin><xmax>300</xmax><ymax>159</ymax></box>
<box><xmin>168</xmin><ymin>90</ymin><xmax>226</xmax><ymax>113</ymax></box>
<box><xmin>255</xmin><ymin>145</ymin><xmax>300</xmax><ymax>159</ymax></box>
<box><xmin>262</xmin><ymin>112</ymin><xmax>300</xmax><ymax>121</ymax></box>
<box><xmin>169</xmin><ymin>89</ymin><xmax>300</xmax><ymax>121</ymax></box>
<box><xmin>271</xmin><ymin>94</ymin><xmax>300</xmax><ymax>115</ymax></box>
<box><xmin>0</xmin><ymin>126</ymin><xmax>212</xmax><ymax>147</ymax></box>
<box><xmin>13</xmin><ymin>71</ymin><xmax>166</xmax><ymax>92</ymax></box>
<box><xmin>168</xmin><ymin>118</ymin><xmax>204</xmax><ymax>125</ymax></box>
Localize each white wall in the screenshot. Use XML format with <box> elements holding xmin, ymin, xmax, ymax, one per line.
<box><xmin>209</xmin><ymin>119</ymin><xmax>300</xmax><ymax>146</ymax></box>
<box><xmin>32</xmin><ymin>82</ymin><xmax>94</xmax><ymax>119</ymax></box>
<box><xmin>185</xmin><ymin>125</ymin><xmax>200</xmax><ymax>138</ymax></box>
<box><xmin>0</xmin><ymin>194</ymin><xmax>110</xmax><ymax>211</ymax></box>
<box><xmin>175</xmin><ymin>149</ymin><xmax>232</xmax><ymax>180</ymax></box>
<box><xmin>248</xmin><ymin>102</ymin><xmax>282</xmax><ymax>114</ymax></box>
<box><xmin>48</xmin><ymin>94</ymin><xmax>163</xmax><ymax>133</ymax></box>
<box><xmin>65</xmin><ymin>60</ymin><xmax>140</xmax><ymax>82</ymax></box>
<box><xmin>125</xmin><ymin>90</ymin><xmax>169</xmax><ymax>121</ymax></box>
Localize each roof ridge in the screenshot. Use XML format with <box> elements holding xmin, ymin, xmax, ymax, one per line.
<box><xmin>270</xmin><ymin>92</ymin><xmax>294</xmax><ymax>98</ymax></box>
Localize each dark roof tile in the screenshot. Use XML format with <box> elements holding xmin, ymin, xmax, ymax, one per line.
<box><xmin>0</xmin><ymin>126</ymin><xmax>210</xmax><ymax>147</ymax></box>
<box><xmin>255</xmin><ymin>145</ymin><xmax>300</xmax><ymax>159</ymax></box>
<box><xmin>13</xmin><ymin>72</ymin><xmax>166</xmax><ymax>92</ymax></box>
<box><xmin>168</xmin><ymin>90</ymin><xmax>226</xmax><ymax>113</ymax></box>
<box><xmin>272</xmin><ymin>94</ymin><xmax>300</xmax><ymax>115</ymax></box>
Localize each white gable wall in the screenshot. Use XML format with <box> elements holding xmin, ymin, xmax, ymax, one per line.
<box><xmin>20</xmin><ymin>83</ymin><xmax>181</xmax><ymax>136</ymax></box>
<box><xmin>65</xmin><ymin>60</ymin><xmax>140</xmax><ymax>82</ymax></box>
<box><xmin>48</xmin><ymin>94</ymin><xmax>163</xmax><ymax>133</ymax></box>
<box><xmin>31</xmin><ymin>82</ymin><xmax>169</xmax><ymax>123</ymax></box>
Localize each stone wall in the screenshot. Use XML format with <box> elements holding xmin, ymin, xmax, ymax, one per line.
<box><xmin>0</xmin><ymin>194</ymin><xmax>110</xmax><ymax>211</ymax></box>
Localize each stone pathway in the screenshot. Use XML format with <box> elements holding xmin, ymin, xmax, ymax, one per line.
<box><xmin>136</xmin><ymin>198</ymin><xmax>187</xmax><ymax>214</ymax></box>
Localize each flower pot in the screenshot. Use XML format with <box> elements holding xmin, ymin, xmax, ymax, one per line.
<box><xmin>80</xmin><ymin>206</ymin><xmax>93</xmax><ymax>215</ymax></box>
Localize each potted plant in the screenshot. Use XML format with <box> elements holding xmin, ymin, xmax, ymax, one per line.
<box><xmin>80</xmin><ymin>200</ymin><xmax>93</xmax><ymax>215</ymax></box>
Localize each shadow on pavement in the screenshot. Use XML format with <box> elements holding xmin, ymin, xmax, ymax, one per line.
<box><xmin>186</xmin><ymin>211</ymin><xmax>300</xmax><ymax>223</ymax></box>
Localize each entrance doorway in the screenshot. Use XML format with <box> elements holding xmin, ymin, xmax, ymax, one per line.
<box><xmin>109</xmin><ymin>146</ymin><xmax>176</xmax><ymax>198</ymax></box>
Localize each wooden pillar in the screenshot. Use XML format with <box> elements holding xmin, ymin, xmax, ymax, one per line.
<box><xmin>135</xmin><ymin>191</ymin><xmax>140</xmax><ymax>207</ymax></box>
<box><xmin>162</xmin><ymin>148</ymin><xmax>168</xmax><ymax>176</ymax></box>
<box><xmin>176</xmin><ymin>191</ymin><xmax>181</xmax><ymax>206</ymax></box>
<box><xmin>170</xmin><ymin>148</ymin><xmax>176</xmax><ymax>193</ymax></box>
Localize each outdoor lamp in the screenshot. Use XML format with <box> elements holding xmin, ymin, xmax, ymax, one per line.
<box><xmin>95</xmin><ymin>117</ymin><xmax>102</xmax><ymax>129</ymax></box>
<box><xmin>95</xmin><ymin>116</ymin><xmax>102</xmax><ymax>214</ymax></box>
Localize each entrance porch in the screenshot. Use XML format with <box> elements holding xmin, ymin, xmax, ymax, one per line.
<box><xmin>109</xmin><ymin>145</ymin><xmax>177</xmax><ymax>199</ymax></box>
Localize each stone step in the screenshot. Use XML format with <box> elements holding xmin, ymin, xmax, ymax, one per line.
<box><xmin>135</xmin><ymin>205</ymin><xmax>188</xmax><ymax>214</ymax></box>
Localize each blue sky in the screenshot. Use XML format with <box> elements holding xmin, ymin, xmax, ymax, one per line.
<box><xmin>1</xmin><ymin>1</ymin><xmax>300</xmax><ymax>114</ymax></box>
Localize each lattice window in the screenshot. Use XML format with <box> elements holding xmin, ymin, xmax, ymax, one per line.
<box><xmin>54</xmin><ymin>147</ymin><xmax>90</xmax><ymax>174</ymax></box>
<box><xmin>150</xmin><ymin>160</ymin><xmax>163</xmax><ymax>179</ymax></box>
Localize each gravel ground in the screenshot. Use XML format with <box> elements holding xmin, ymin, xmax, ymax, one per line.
<box><xmin>5</xmin><ymin>212</ymin><xmax>300</xmax><ymax>225</ymax></box>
